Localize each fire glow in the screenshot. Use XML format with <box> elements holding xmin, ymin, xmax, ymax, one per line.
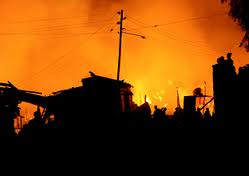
<box><xmin>0</xmin><ymin>0</ymin><xmax>247</xmax><ymax>117</ymax></box>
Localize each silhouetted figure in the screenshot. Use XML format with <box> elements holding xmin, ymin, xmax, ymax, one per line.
<box><xmin>173</xmin><ymin>107</ymin><xmax>184</xmax><ymax>128</ymax></box>
<box><xmin>19</xmin><ymin>106</ymin><xmax>46</xmax><ymax>144</ymax></box>
<box><xmin>203</xmin><ymin>108</ymin><xmax>212</xmax><ymax>128</ymax></box>
<box><xmin>204</xmin><ymin>108</ymin><xmax>211</xmax><ymax>119</ymax></box>
<box><xmin>226</xmin><ymin>52</ymin><xmax>236</xmax><ymax>77</ymax></box>
<box><xmin>144</xmin><ymin>105</ymin><xmax>162</xmax><ymax>128</ymax></box>
<box><xmin>161</xmin><ymin>107</ymin><xmax>167</xmax><ymax>117</ymax></box>
<box><xmin>211</xmin><ymin>111</ymin><xmax>216</xmax><ymax>118</ymax></box>
<box><xmin>153</xmin><ymin>105</ymin><xmax>161</xmax><ymax>119</ymax></box>
<box><xmin>195</xmin><ymin>108</ymin><xmax>203</xmax><ymax>128</ymax></box>
<box><xmin>217</xmin><ymin>56</ymin><xmax>225</xmax><ymax>64</ymax></box>
<box><xmin>193</xmin><ymin>88</ymin><xmax>203</xmax><ymax>97</ymax></box>
<box><xmin>196</xmin><ymin>108</ymin><xmax>203</xmax><ymax>118</ymax></box>
<box><xmin>227</xmin><ymin>52</ymin><xmax>234</xmax><ymax>66</ymax></box>
<box><xmin>27</xmin><ymin>106</ymin><xmax>44</xmax><ymax>129</ymax></box>
<box><xmin>160</xmin><ymin>107</ymin><xmax>168</xmax><ymax>128</ymax></box>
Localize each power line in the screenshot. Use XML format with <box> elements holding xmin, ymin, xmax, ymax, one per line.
<box><xmin>126</xmin><ymin>15</ymin><xmax>212</xmax><ymax>49</ymax></box>
<box><xmin>126</xmin><ymin>13</ymin><xmax>227</xmax><ymax>31</ymax></box>
<box><xmin>126</xmin><ymin>15</ymin><xmax>207</xmax><ymax>44</ymax></box>
<box><xmin>32</xmin><ymin>20</ymin><xmax>119</xmax><ymax>39</ymax></box>
<box><xmin>16</xmin><ymin>13</ymin><xmax>118</xmax><ymax>87</ymax></box>
<box><xmin>34</xmin><ymin>32</ymin><xmax>115</xmax><ymax>40</ymax></box>
<box><xmin>0</xmin><ymin>30</ymin><xmax>113</xmax><ymax>37</ymax></box>
<box><xmin>125</xmin><ymin>19</ymin><xmax>218</xmax><ymax>57</ymax></box>
<box><xmin>1</xmin><ymin>12</ymin><xmax>108</xmax><ymax>24</ymax></box>
<box><xmin>126</xmin><ymin>15</ymin><xmax>225</xmax><ymax>56</ymax></box>
<box><xmin>0</xmin><ymin>21</ymin><xmax>116</xmax><ymax>36</ymax></box>
<box><xmin>0</xmin><ymin>13</ymin><xmax>117</xmax><ymax>37</ymax></box>
<box><xmin>30</xmin><ymin>21</ymin><xmax>115</xmax><ymax>31</ymax></box>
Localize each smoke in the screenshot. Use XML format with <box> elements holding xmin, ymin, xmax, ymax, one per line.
<box><xmin>186</xmin><ymin>0</ymin><xmax>247</xmax><ymax>64</ymax></box>
<box><xmin>0</xmin><ymin>0</ymin><xmax>247</xmax><ymax>115</ymax></box>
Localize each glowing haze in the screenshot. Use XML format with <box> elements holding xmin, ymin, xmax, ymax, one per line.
<box><xmin>0</xmin><ymin>0</ymin><xmax>248</xmax><ymax>115</ymax></box>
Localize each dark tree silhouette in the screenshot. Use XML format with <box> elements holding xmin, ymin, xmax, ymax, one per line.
<box><xmin>221</xmin><ymin>0</ymin><xmax>249</xmax><ymax>51</ymax></box>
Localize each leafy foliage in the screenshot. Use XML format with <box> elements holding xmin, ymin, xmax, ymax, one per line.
<box><xmin>222</xmin><ymin>0</ymin><xmax>249</xmax><ymax>51</ymax></box>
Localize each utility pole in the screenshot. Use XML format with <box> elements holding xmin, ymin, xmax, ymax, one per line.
<box><xmin>117</xmin><ymin>10</ymin><xmax>124</xmax><ymax>81</ymax></box>
<box><xmin>116</xmin><ymin>10</ymin><xmax>145</xmax><ymax>81</ymax></box>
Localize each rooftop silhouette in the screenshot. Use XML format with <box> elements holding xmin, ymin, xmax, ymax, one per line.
<box><xmin>0</xmin><ymin>52</ymin><xmax>249</xmax><ymax>144</ymax></box>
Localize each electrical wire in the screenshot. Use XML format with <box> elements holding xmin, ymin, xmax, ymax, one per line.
<box><xmin>126</xmin><ymin>15</ymin><xmax>209</xmax><ymax>45</ymax></box>
<box><xmin>0</xmin><ymin>21</ymin><xmax>116</xmax><ymax>36</ymax></box>
<box><xmin>126</xmin><ymin>13</ymin><xmax>227</xmax><ymax>31</ymax></box>
<box><xmin>125</xmin><ymin>15</ymin><xmax>216</xmax><ymax>55</ymax></box>
<box><xmin>1</xmin><ymin>12</ymin><xmax>107</xmax><ymax>24</ymax></box>
<box><xmin>16</xmin><ymin>12</ymin><xmax>118</xmax><ymax>87</ymax></box>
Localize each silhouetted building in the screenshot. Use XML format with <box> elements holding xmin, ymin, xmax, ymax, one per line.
<box><xmin>0</xmin><ymin>86</ymin><xmax>20</xmax><ymax>139</ymax></box>
<box><xmin>236</xmin><ymin>64</ymin><xmax>249</xmax><ymax>127</ymax></box>
<box><xmin>45</xmin><ymin>72</ymin><xmax>134</xmax><ymax>129</ymax></box>
<box><xmin>212</xmin><ymin>54</ymin><xmax>237</xmax><ymax>128</ymax></box>
<box><xmin>183</xmin><ymin>96</ymin><xmax>196</xmax><ymax>128</ymax></box>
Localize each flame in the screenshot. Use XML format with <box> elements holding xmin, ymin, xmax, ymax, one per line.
<box><xmin>146</xmin><ymin>96</ymin><xmax>152</xmax><ymax>105</ymax></box>
<box><xmin>0</xmin><ymin>0</ymin><xmax>247</xmax><ymax>118</ymax></box>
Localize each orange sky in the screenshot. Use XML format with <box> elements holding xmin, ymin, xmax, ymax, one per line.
<box><xmin>0</xmin><ymin>0</ymin><xmax>248</xmax><ymax>115</ymax></box>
